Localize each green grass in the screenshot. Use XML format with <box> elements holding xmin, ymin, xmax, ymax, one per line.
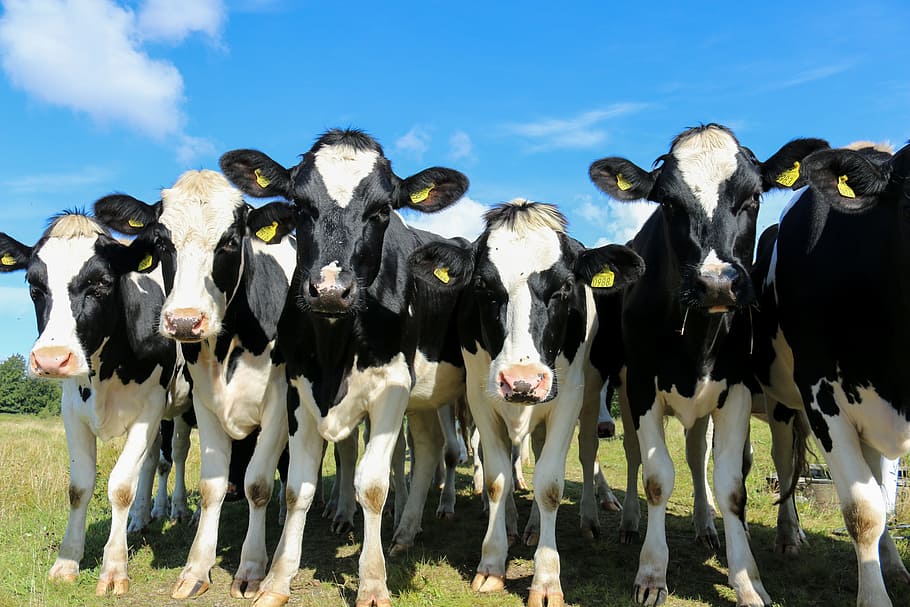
<box><xmin>0</xmin><ymin>412</ymin><xmax>906</xmax><ymax>607</ymax></box>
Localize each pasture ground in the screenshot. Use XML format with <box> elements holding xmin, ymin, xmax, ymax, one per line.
<box><xmin>0</xmin><ymin>413</ymin><xmax>907</xmax><ymax>607</ymax></box>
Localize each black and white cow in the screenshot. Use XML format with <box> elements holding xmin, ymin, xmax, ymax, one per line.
<box><xmin>589</xmin><ymin>124</ymin><xmax>828</xmax><ymax>606</ymax></box>
<box><xmin>219</xmin><ymin>128</ymin><xmax>468</xmax><ymax>607</ymax></box>
<box><xmin>0</xmin><ymin>213</ymin><xmax>189</xmax><ymax>596</ymax></box>
<box><xmin>93</xmin><ymin>169</ymin><xmax>296</xmax><ymax>600</ymax></box>
<box><xmin>410</xmin><ymin>199</ymin><xmax>644</xmax><ymax>606</ymax></box>
<box><xmin>753</xmin><ymin>142</ymin><xmax>910</xmax><ymax>607</ymax></box>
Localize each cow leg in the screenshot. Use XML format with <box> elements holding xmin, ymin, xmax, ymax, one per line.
<box><xmin>231</xmin><ymin>380</ymin><xmax>289</xmax><ymax>599</ymax></box>
<box><xmin>97</xmin><ymin>403</ymin><xmax>162</xmax><ymax>596</ymax></box>
<box><xmin>471</xmin><ymin>427</ymin><xmax>484</xmax><ymax>496</ymax></box>
<box><xmin>49</xmin><ymin>398</ymin><xmax>97</xmax><ymax>584</ymax></box>
<box><xmin>436</xmin><ymin>403</ymin><xmax>459</xmax><ymax>520</ymax></box>
<box><xmin>593</xmin><ymin>459</ymin><xmax>622</xmax><ymax>512</ymax></box>
<box><xmin>686</xmin><ymin>415</ymin><xmax>719</xmax><ymax>549</ymax></box>
<box><xmin>128</xmin><ymin>427</ymin><xmax>161</xmax><ymax>532</ymax></box>
<box><xmin>390</xmin><ymin>427</ymin><xmax>408</xmax><ymax>528</ymax></box>
<box><xmin>577</xmin><ymin>381</ymin><xmax>603</xmax><ymax>539</ymax></box>
<box><xmin>523</xmin><ymin>424</ymin><xmax>547</xmax><ymax>546</ymax></box>
<box><xmin>170</xmin><ymin>414</ymin><xmax>192</xmax><ymax>522</ymax></box>
<box><xmin>390</xmin><ymin>408</ymin><xmax>442</xmax><ymax>555</ymax></box>
<box><xmin>172</xmin><ymin>403</ymin><xmax>231</xmax><ymax>599</ymax></box>
<box><xmin>527</xmin><ymin>404</ymin><xmax>582</xmax><ymax>607</ymax></box>
<box><xmin>325</xmin><ymin>431</ymin><xmax>358</xmax><ymax>534</ymax></box>
<box><xmin>253</xmin><ymin>403</ymin><xmax>324</xmax><ymax>607</ymax></box>
<box><xmin>862</xmin><ymin>446</ymin><xmax>910</xmax><ymax>587</ymax></box>
<box><xmin>514</xmin><ymin>435</ymin><xmax>530</xmax><ymax>490</ymax></box>
<box><xmin>766</xmin><ymin>400</ymin><xmax>805</xmax><ymax>556</ymax></box>
<box><xmin>353</xmin><ymin>385</ymin><xmax>410</xmax><ymax>607</ymax></box>
<box><xmin>712</xmin><ymin>385</ymin><xmax>770</xmax><ymax>607</ymax></box>
<box><xmin>632</xmin><ymin>394</ymin><xmax>673</xmax><ymax>606</ymax></box>
<box><xmin>618</xmin><ymin>376</ymin><xmax>642</xmax><ymax>544</ymax></box>
<box><xmin>151</xmin><ymin>420</ymin><xmax>172</xmax><ymax>521</ymax></box>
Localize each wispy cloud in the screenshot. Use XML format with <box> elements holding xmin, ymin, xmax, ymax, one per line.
<box><xmin>399</xmin><ymin>196</ymin><xmax>488</xmax><ymax>240</ymax></box>
<box><xmin>0</xmin><ymin>0</ymin><xmax>224</xmax><ymax>162</ymax></box>
<box><xmin>449</xmin><ymin>131</ymin><xmax>473</xmax><ymax>161</ymax></box>
<box><xmin>573</xmin><ymin>193</ymin><xmax>654</xmax><ymax>246</ymax></box>
<box><xmin>768</xmin><ymin>63</ymin><xmax>853</xmax><ymax>91</ymax></box>
<box><xmin>1</xmin><ymin>167</ymin><xmax>114</xmax><ymax>193</ymax></box>
<box><xmin>395</xmin><ymin>126</ymin><xmax>431</xmax><ymax>161</ymax></box>
<box><xmin>502</xmin><ymin>103</ymin><xmax>650</xmax><ymax>152</ymax></box>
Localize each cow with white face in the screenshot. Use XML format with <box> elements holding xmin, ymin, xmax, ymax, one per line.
<box><xmin>220</xmin><ymin>128</ymin><xmax>468</xmax><ymax>607</ymax></box>
<box><xmin>589</xmin><ymin>124</ymin><xmax>828</xmax><ymax>606</ymax></box>
<box><xmin>410</xmin><ymin>199</ymin><xmax>644</xmax><ymax>606</ymax></box>
<box><xmin>93</xmin><ymin>170</ymin><xmax>296</xmax><ymax>600</ymax></box>
<box><xmin>0</xmin><ymin>213</ymin><xmax>188</xmax><ymax>596</ymax></box>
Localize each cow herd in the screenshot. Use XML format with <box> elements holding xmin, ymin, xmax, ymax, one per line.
<box><xmin>0</xmin><ymin>124</ymin><xmax>908</xmax><ymax>607</ymax></box>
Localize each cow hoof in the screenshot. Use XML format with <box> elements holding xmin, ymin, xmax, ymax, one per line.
<box><xmin>95</xmin><ymin>576</ymin><xmax>129</xmax><ymax>596</ymax></box>
<box><xmin>633</xmin><ymin>582</ymin><xmax>668</xmax><ymax>606</ymax></box>
<box><xmin>388</xmin><ymin>542</ymin><xmax>411</xmax><ymax>558</ymax></box>
<box><xmin>332</xmin><ymin>518</ymin><xmax>354</xmax><ymax>535</ymax></box>
<box><xmin>524</xmin><ymin>530</ymin><xmax>540</xmax><ymax>546</ymax></box>
<box><xmin>620</xmin><ymin>530</ymin><xmax>640</xmax><ymax>544</ymax></box>
<box><xmin>127</xmin><ymin>516</ymin><xmax>150</xmax><ymax>533</ymax></box>
<box><xmin>507</xmin><ymin>532</ymin><xmax>520</xmax><ymax>547</ymax></box>
<box><xmin>774</xmin><ymin>541</ymin><xmax>801</xmax><ymax>557</ymax></box>
<box><xmin>354</xmin><ymin>598</ymin><xmax>392</xmax><ymax>607</ymax></box>
<box><xmin>231</xmin><ymin>577</ymin><xmax>262</xmax><ymax>599</ymax></box>
<box><xmin>471</xmin><ymin>573</ymin><xmax>505</xmax><ymax>592</ymax></box>
<box><xmin>515</xmin><ymin>478</ymin><xmax>529</xmax><ymax>491</ymax></box>
<box><xmin>436</xmin><ymin>510</ymin><xmax>455</xmax><ymax>521</ymax></box>
<box><xmin>171</xmin><ymin>576</ymin><xmax>210</xmax><ymax>599</ymax></box>
<box><xmin>48</xmin><ymin>561</ymin><xmax>79</xmax><ymax>583</ymax></box>
<box><xmin>599</xmin><ymin>496</ymin><xmax>622</xmax><ymax>512</ymax></box>
<box><xmin>580</xmin><ymin>524</ymin><xmax>599</xmax><ymax>540</ymax></box>
<box><xmin>252</xmin><ymin>590</ymin><xmax>290</xmax><ymax>607</ymax></box>
<box><xmin>528</xmin><ymin>588</ymin><xmax>565</xmax><ymax>607</ymax></box>
<box><xmin>696</xmin><ymin>530</ymin><xmax>720</xmax><ymax>551</ymax></box>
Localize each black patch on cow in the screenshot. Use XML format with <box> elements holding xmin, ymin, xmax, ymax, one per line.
<box><xmin>243</xmin><ymin>241</ymin><xmax>290</xmax><ymax>341</ymax></box>
<box><xmin>226</xmin><ymin>346</ymin><xmax>245</xmax><ymax>385</ymax></box>
<box><xmin>25</xmin><ymin>256</ymin><xmax>51</xmax><ymax>334</ymax></box>
<box><xmin>772</xmin><ymin>402</ymin><xmax>797</xmax><ymax>424</ymax></box>
<box><xmin>805</xmin><ymin>406</ymin><xmax>834</xmax><ymax>452</ymax></box>
<box><xmin>717</xmin><ymin>387</ymin><xmax>729</xmax><ymax>409</ymax></box>
<box><xmin>286</xmin><ymin>383</ymin><xmax>300</xmax><ymax>437</ymax></box>
<box><xmin>160</xmin><ymin>418</ymin><xmax>174</xmax><ymax>463</ymax></box>
<box><xmin>79</xmin><ymin>386</ymin><xmax>91</xmax><ymax>401</ymax></box>
<box><xmin>182</xmin><ymin>342</ymin><xmax>201</xmax><ymax>365</ymax></box>
<box><xmin>815</xmin><ymin>382</ymin><xmax>839</xmax><ymax>416</ymax></box>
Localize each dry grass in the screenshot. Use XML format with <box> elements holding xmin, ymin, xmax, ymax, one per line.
<box><xmin>0</xmin><ymin>413</ymin><xmax>906</xmax><ymax>607</ymax></box>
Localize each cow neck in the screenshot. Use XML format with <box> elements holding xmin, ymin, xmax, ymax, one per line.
<box><xmin>93</xmin><ymin>290</ymin><xmax>169</xmax><ymax>386</ymax></box>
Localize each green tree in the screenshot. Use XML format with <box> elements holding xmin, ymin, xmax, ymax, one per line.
<box><xmin>0</xmin><ymin>354</ymin><xmax>62</xmax><ymax>415</ymax></box>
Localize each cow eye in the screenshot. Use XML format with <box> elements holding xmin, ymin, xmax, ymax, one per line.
<box><xmin>738</xmin><ymin>193</ymin><xmax>760</xmax><ymax>213</ymax></box>
<box><xmin>217</xmin><ymin>237</ymin><xmax>240</xmax><ymax>254</ymax></box>
<box><xmin>369</xmin><ymin>205</ymin><xmax>391</xmax><ymax>222</ymax></box>
<box><xmin>551</xmin><ymin>278</ymin><xmax>574</xmax><ymax>301</ymax></box>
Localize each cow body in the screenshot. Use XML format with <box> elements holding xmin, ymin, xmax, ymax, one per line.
<box><xmin>93</xmin><ymin>170</ymin><xmax>296</xmax><ymax>600</ymax></box>
<box><xmin>410</xmin><ymin>199</ymin><xmax>643</xmax><ymax>605</ymax></box>
<box><xmin>220</xmin><ymin>128</ymin><xmax>468</xmax><ymax>607</ymax></box>
<box><xmin>0</xmin><ymin>215</ymin><xmax>189</xmax><ymax>596</ymax></box>
<box><xmin>753</xmin><ymin>143</ymin><xmax>910</xmax><ymax>607</ymax></box>
<box><xmin>589</xmin><ymin>124</ymin><xmax>828</xmax><ymax>606</ymax></box>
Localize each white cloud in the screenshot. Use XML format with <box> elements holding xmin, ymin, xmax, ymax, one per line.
<box><xmin>0</xmin><ymin>285</ymin><xmax>33</xmax><ymax>318</ymax></box>
<box><xmin>138</xmin><ymin>0</ymin><xmax>224</xmax><ymax>43</ymax></box>
<box><xmin>573</xmin><ymin>193</ymin><xmax>654</xmax><ymax>246</ymax></box>
<box><xmin>0</xmin><ymin>0</ymin><xmax>223</xmax><ymax>160</ymax></box>
<box><xmin>772</xmin><ymin>63</ymin><xmax>852</xmax><ymax>90</ymax></box>
<box><xmin>449</xmin><ymin>130</ymin><xmax>473</xmax><ymax>161</ymax></box>
<box><xmin>399</xmin><ymin>196</ymin><xmax>488</xmax><ymax>240</ymax></box>
<box><xmin>503</xmin><ymin>103</ymin><xmax>650</xmax><ymax>152</ymax></box>
<box><xmin>176</xmin><ymin>134</ymin><xmax>218</xmax><ymax>165</ymax></box>
<box><xmin>395</xmin><ymin>126</ymin><xmax>431</xmax><ymax>161</ymax></box>
<box><xmin>1</xmin><ymin>166</ymin><xmax>113</xmax><ymax>193</ymax></box>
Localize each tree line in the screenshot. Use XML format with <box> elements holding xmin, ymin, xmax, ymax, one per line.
<box><xmin>0</xmin><ymin>354</ymin><xmax>62</xmax><ymax>415</ymax></box>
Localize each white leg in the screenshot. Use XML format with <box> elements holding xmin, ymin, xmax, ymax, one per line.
<box><xmin>49</xmin><ymin>394</ymin><xmax>96</xmax><ymax>584</ymax></box>
<box><xmin>170</xmin><ymin>414</ymin><xmax>192</xmax><ymax>522</ymax></box>
<box><xmin>471</xmin><ymin>427</ymin><xmax>484</xmax><ymax>495</ymax></box>
<box><xmin>97</xmin><ymin>401</ymin><xmax>163</xmax><ymax>596</ymax></box>
<box><xmin>390</xmin><ymin>426</ymin><xmax>408</xmax><ymax>528</ymax></box>
<box><xmin>686</xmin><ymin>414</ymin><xmax>719</xmax><ymax>549</ymax></box>
<box><xmin>514</xmin><ymin>435</ymin><xmax>530</xmax><ymax>490</ymax></box>
<box><xmin>862</xmin><ymin>445</ymin><xmax>910</xmax><ymax>588</ymax></box>
<box><xmin>712</xmin><ymin>385</ymin><xmax>770</xmax><ymax>607</ymax></box>
<box><xmin>436</xmin><ymin>403</ymin><xmax>459</xmax><ymax>520</ymax></box>
<box><xmin>172</xmin><ymin>402</ymin><xmax>231</xmax><ymax>599</ymax></box>
<box><xmin>128</xmin><ymin>427</ymin><xmax>161</xmax><ymax>532</ymax></box>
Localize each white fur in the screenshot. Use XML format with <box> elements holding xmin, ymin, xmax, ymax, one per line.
<box><xmin>314</xmin><ymin>144</ymin><xmax>379</xmax><ymax>208</ymax></box>
<box><xmin>672</xmin><ymin>128</ymin><xmax>739</xmax><ymax>217</ymax></box>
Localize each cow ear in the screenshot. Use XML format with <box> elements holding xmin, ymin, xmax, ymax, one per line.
<box><xmin>760</xmin><ymin>138</ymin><xmax>830</xmax><ymax>191</ymax></box>
<box><xmin>575</xmin><ymin>244</ymin><xmax>645</xmax><ymax>291</ymax></box>
<box><xmin>220</xmin><ymin>149</ymin><xmax>293</xmax><ymax>199</ymax></box>
<box><xmin>94</xmin><ymin>194</ymin><xmax>161</xmax><ymax>235</ymax></box>
<box><xmin>804</xmin><ymin>148</ymin><xmax>889</xmax><ymax>213</ymax></box>
<box><xmin>247</xmin><ymin>202</ymin><xmax>296</xmax><ymax>244</ymax></box>
<box><xmin>395</xmin><ymin>168</ymin><xmax>469</xmax><ymax>212</ymax></box>
<box><xmin>0</xmin><ymin>233</ymin><xmax>32</xmax><ymax>272</ymax></box>
<box><xmin>589</xmin><ymin>158</ymin><xmax>655</xmax><ymax>202</ymax></box>
<box><xmin>409</xmin><ymin>240</ymin><xmax>474</xmax><ymax>289</ymax></box>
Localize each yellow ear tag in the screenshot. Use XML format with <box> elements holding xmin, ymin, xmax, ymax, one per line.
<box><xmin>616</xmin><ymin>173</ymin><xmax>633</xmax><ymax>191</ymax></box>
<box><xmin>137</xmin><ymin>254</ymin><xmax>153</xmax><ymax>272</ymax></box>
<box><xmin>837</xmin><ymin>174</ymin><xmax>856</xmax><ymax>198</ymax></box>
<box><xmin>1</xmin><ymin>253</ymin><xmax>17</xmax><ymax>266</ymax></box>
<box><xmin>433</xmin><ymin>267</ymin><xmax>450</xmax><ymax>284</ymax></box>
<box><xmin>254</xmin><ymin>168</ymin><xmax>271</xmax><ymax>189</ymax></box>
<box><xmin>591</xmin><ymin>267</ymin><xmax>615</xmax><ymax>288</ymax></box>
<box><xmin>410</xmin><ymin>184</ymin><xmax>435</xmax><ymax>204</ymax></box>
<box><xmin>775</xmin><ymin>161</ymin><xmax>801</xmax><ymax>187</ymax></box>
<box><xmin>127</xmin><ymin>218</ymin><xmax>144</xmax><ymax>228</ymax></box>
<box><xmin>256</xmin><ymin>221</ymin><xmax>279</xmax><ymax>243</ymax></box>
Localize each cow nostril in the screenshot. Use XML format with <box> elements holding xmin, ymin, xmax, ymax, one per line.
<box><xmin>341</xmin><ymin>285</ymin><xmax>352</xmax><ymax>300</ymax></box>
<box><xmin>308</xmin><ymin>282</ymin><xmax>320</xmax><ymax>298</ymax></box>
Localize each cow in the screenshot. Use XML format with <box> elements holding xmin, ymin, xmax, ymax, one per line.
<box><xmin>588</xmin><ymin>124</ymin><xmax>828</xmax><ymax>606</ymax></box>
<box><xmin>752</xmin><ymin>141</ymin><xmax>910</xmax><ymax>607</ymax></box>
<box><xmin>409</xmin><ymin>199</ymin><xmax>644</xmax><ymax>606</ymax></box>
<box><xmin>0</xmin><ymin>213</ymin><xmax>189</xmax><ymax>596</ymax></box>
<box><xmin>218</xmin><ymin>127</ymin><xmax>468</xmax><ymax>607</ymax></box>
<box><xmin>93</xmin><ymin>169</ymin><xmax>296</xmax><ymax>600</ymax></box>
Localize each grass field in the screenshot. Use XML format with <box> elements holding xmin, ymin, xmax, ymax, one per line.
<box><xmin>0</xmin><ymin>413</ymin><xmax>906</xmax><ymax>607</ymax></box>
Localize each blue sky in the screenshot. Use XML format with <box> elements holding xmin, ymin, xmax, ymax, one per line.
<box><xmin>1</xmin><ymin>0</ymin><xmax>908</xmax><ymax>360</ymax></box>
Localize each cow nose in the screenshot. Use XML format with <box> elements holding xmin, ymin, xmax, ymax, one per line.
<box><xmin>163</xmin><ymin>308</ymin><xmax>207</xmax><ymax>340</ymax></box>
<box><xmin>304</xmin><ymin>272</ymin><xmax>357</xmax><ymax>315</ymax></box>
<box><xmin>30</xmin><ymin>346</ymin><xmax>77</xmax><ymax>377</ymax></box>
<box><xmin>497</xmin><ymin>364</ymin><xmax>554</xmax><ymax>404</ymax></box>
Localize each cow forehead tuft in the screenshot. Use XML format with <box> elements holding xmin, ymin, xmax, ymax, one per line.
<box><xmin>313</xmin><ymin>144</ymin><xmax>380</xmax><ymax>208</ymax></box>
<box><xmin>486</xmin><ymin>222</ymin><xmax>562</xmax><ymax>285</ymax></box>
<box><xmin>670</xmin><ymin>126</ymin><xmax>741</xmax><ymax>216</ymax></box>
<box><xmin>159</xmin><ymin>170</ymin><xmax>244</xmax><ymax>246</ymax></box>
<box><xmin>45</xmin><ymin>213</ymin><xmax>105</xmax><ymax>240</ymax></box>
<box><xmin>484</xmin><ymin>199</ymin><xmax>567</xmax><ymax>237</ymax></box>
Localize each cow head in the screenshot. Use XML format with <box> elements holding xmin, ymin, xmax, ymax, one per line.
<box><xmin>0</xmin><ymin>214</ymin><xmax>136</xmax><ymax>377</ymax></box>
<box><xmin>590</xmin><ymin>124</ymin><xmax>828</xmax><ymax>313</ymax></box>
<box><xmin>94</xmin><ymin>170</ymin><xmax>295</xmax><ymax>342</ymax></box>
<box><xmin>410</xmin><ymin>199</ymin><xmax>643</xmax><ymax>404</ymax></box>
<box><xmin>220</xmin><ymin>128</ymin><xmax>468</xmax><ymax>317</ymax></box>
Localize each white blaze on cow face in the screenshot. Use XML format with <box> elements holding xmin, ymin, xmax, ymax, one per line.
<box><xmin>158</xmin><ymin>170</ymin><xmax>245</xmax><ymax>340</ymax></box>
<box><xmin>673</xmin><ymin>127</ymin><xmax>739</xmax><ymax>217</ymax></box>
<box><xmin>485</xmin><ymin>217</ymin><xmax>562</xmax><ymax>403</ymax></box>
<box><xmin>314</xmin><ymin>144</ymin><xmax>379</xmax><ymax>208</ymax></box>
